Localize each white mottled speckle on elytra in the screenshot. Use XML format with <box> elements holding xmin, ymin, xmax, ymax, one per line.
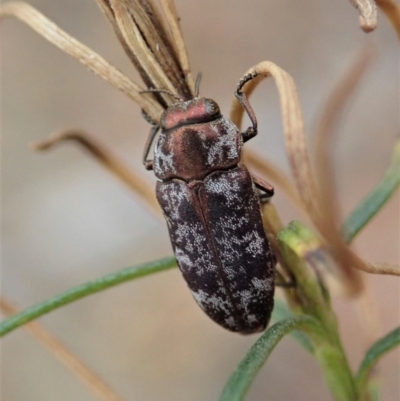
<box><xmin>224</xmin><ymin>316</ymin><xmax>237</xmax><ymax>329</ymax></box>
<box><xmin>154</xmin><ymin>140</ymin><xmax>176</xmax><ymax>176</ymax></box>
<box><xmin>174</xmin><ymin>247</ymin><xmax>194</xmax><ymax>268</ymax></box>
<box><xmin>235</xmin><ymin>289</ymin><xmax>255</xmax><ymax>324</ymax></box>
<box><xmin>205</xmin><ymin>118</ymin><xmax>240</xmax><ymax>166</ymax></box>
<box><xmin>205</xmin><ymin>172</ymin><xmax>242</xmax><ymax>207</ymax></box>
<box><xmin>160</xmin><ymin>182</ymin><xmax>187</xmax><ymax>220</ymax></box>
<box><xmin>191</xmin><ymin>289</ymin><xmax>231</xmax><ymax>316</ymax></box>
<box><xmin>176</xmin><ymin>221</ymin><xmax>215</xmax><ymax>276</ymax></box>
<box><xmin>251</xmin><ymin>277</ymin><xmax>273</xmax><ymax>292</ymax></box>
<box><xmin>244</xmin><ymin>231</ymin><xmax>265</xmax><ymax>257</ymax></box>
<box><xmin>247</xmin><ymin>314</ymin><xmax>257</xmax><ymax>324</ymax></box>
<box><xmin>238</xmin><ymin>289</ymin><xmax>252</xmax><ymax>308</ymax></box>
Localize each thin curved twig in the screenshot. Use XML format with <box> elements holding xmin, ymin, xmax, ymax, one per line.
<box><xmin>231</xmin><ymin>74</ymin><xmax>304</xmax><ymax>210</ymax></box>
<box><xmin>32</xmin><ymin>129</ymin><xmax>162</xmax><ymax>220</ymax></box>
<box><xmin>0</xmin><ymin>297</ymin><xmax>128</xmax><ymax>401</ymax></box>
<box><xmin>0</xmin><ymin>1</ymin><xmax>163</xmax><ymax>122</ymax></box>
<box><xmin>231</xmin><ymin>62</ymin><xmax>367</xmax><ymax>294</ymax></box>
<box><xmin>348</xmin><ymin>0</ymin><xmax>378</xmax><ymax>32</ymax></box>
<box><xmin>231</xmin><ymin>62</ymin><xmax>322</xmax><ymax>231</ymax></box>
<box><xmin>376</xmin><ymin>0</ymin><xmax>400</xmax><ymax>40</ymax></box>
<box><xmin>363</xmin><ymin>262</ymin><xmax>400</xmax><ymax>275</ymax></box>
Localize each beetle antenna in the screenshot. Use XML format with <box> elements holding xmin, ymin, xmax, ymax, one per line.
<box><xmin>141</xmin><ymin>88</ymin><xmax>184</xmax><ymax>102</ymax></box>
<box><xmin>195</xmin><ymin>72</ymin><xmax>202</xmax><ymax>97</ymax></box>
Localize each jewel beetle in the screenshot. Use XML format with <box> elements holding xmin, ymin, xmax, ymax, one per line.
<box><xmin>143</xmin><ymin>73</ymin><xmax>276</xmax><ymax>334</ymax></box>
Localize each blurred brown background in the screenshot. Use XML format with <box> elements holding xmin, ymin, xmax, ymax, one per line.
<box><xmin>1</xmin><ymin>1</ymin><xmax>399</xmax><ymax>400</ymax></box>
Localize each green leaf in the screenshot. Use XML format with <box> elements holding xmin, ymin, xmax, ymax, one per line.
<box><xmin>219</xmin><ymin>316</ymin><xmax>323</xmax><ymax>401</ymax></box>
<box><xmin>0</xmin><ymin>257</ymin><xmax>177</xmax><ymax>337</ymax></box>
<box><xmin>356</xmin><ymin>326</ymin><xmax>400</xmax><ymax>391</ymax></box>
<box><xmin>272</xmin><ymin>299</ymin><xmax>314</xmax><ymax>354</ymax></box>
<box><xmin>342</xmin><ymin>140</ymin><xmax>400</xmax><ymax>243</ymax></box>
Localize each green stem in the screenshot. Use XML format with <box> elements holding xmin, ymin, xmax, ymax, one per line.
<box><xmin>277</xmin><ymin>223</ymin><xmax>358</xmax><ymax>400</ymax></box>
<box><xmin>0</xmin><ymin>256</ymin><xmax>177</xmax><ymax>337</ymax></box>
<box><xmin>313</xmin><ymin>337</ymin><xmax>358</xmax><ymax>401</ymax></box>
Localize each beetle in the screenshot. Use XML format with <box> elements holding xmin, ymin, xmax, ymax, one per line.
<box><xmin>142</xmin><ymin>73</ymin><xmax>276</xmax><ymax>334</ymax></box>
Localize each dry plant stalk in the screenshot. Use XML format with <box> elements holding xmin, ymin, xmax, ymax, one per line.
<box><xmin>349</xmin><ymin>0</ymin><xmax>400</xmax><ymax>39</ymax></box>
<box><xmin>314</xmin><ymin>47</ymin><xmax>400</xmax><ymax>277</ymax></box>
<box><xmin>349</xmin><ymin>0</ymin><xmax>378</xmax><ymax>32</ymax></box>
<box><xmin>0</xmin><ymin>297</ymin><xmax>128</xmax><ymax>401</ymax></box>
<box><xmin>230</xmin><ymin>63</ymin><xmax>321</xmax><ymax>224</ymax></box>
<box><xmin>94</xmin><ymin>0</ymin><xmax>194</xmax><ymax>107</ymax></box>
<box><xmin>159</xmin><ymin>0</ymin><xmax>195</xmax><ymax>93</ymax></box>
<box><xmin>32</xmin><ymin>130</ymin><xmax>162</xmax><ymax>219</ymax></box>
<box><xmin>230</xmin><ymin>62</ymin><xmax>364</xmax><ymax>294</ymax></box>
<box><xmin>376</xmin><ymin>0</ymin><xmax>400</xmax><ymax>39</ymax></box>
<box><xmin>0</xmin><ymin>1</ymin><xmax>163</xmax><ymax>121</ymax></box>
<box><xmin>230</xmin><ymin>74</ymin><xmax>306</xmax><ymax>209</ymax></box>
<box><xmin>106</xmin><ymin>2</ymin><xmax>179</xmax><ymax>102</ymax></box>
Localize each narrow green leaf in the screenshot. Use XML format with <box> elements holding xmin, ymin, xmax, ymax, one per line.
<box><xmin>0</xmin><ymin>257</ymin><xmax>177</xmax><ymax>337</ymax></box>
<box><xmin>272</xmin><ymin>299</ymin><xmax>314</xmax><ymax>354</ymax></box>
<box><xmin>356</xmin><ymin>326</ymin><xmax>400</xmax><ymax>391</ymax></box>
<box><xmin>342</xmin><ymin>140</ymin><xmax>400</xmax><ymax>243</ymax></box>
<box><xmin>219</xmin><ymin>316</ymin><xmax>323</xmax><ymax>401</ymax></box>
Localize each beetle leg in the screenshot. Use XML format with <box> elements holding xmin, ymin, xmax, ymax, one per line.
<box><xmin>252</xmin><ymin>175</ymin><xmax>274</xmax><ymax>202</ymax></box>
<box><xmin>275</xmin><ymin>263</ymin><xmax>296</xmax><ymax>286</ymax></box>
<box><xmin>142</xmin><ymin>124</ymin><xmax>159</xmax><ymax>171</ymax></box>
<box><xmin>275</xmin><ymin>280</ymin><xmax>296</xmax><ymax>288</ymax></box>
<box><xmin>275</xmin><ymin>267</ymin><xmax>296</xmax><ymax>288</ymax></box>
<box><xmin>235</xmin><ymin>72</ymin><xmax>259</xmax><ymax>142</ymax></box>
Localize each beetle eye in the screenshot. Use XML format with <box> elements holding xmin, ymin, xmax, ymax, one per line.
<box><xmin>204</xmin><ymin>99</ymin><xmax>220</xmax><ymax>117</ymax></box>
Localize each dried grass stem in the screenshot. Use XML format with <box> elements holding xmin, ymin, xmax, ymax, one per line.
<box><xmin>32</xmin><ymin>129</ymin><xmax>162</xmax><ymax>219</ymax></box>
<box><xmin>0</xmin><ymin>1</ymin><xmax>163</xmax><ymax>121</ymax></box>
